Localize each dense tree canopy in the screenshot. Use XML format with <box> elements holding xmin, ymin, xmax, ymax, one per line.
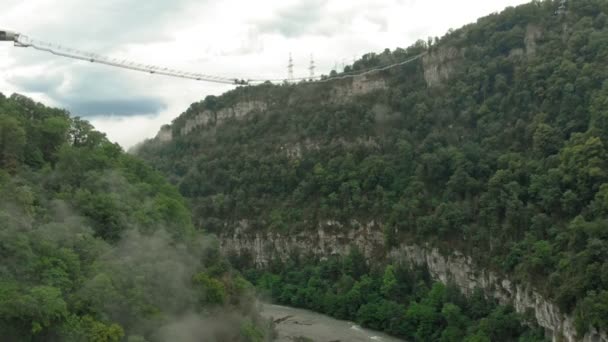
<box><xmin>0</xmin><ymin>94</ymin><xmax>270</xmax><ymax>341</ymax></box>
<box><xmin>242</xmin><ymin>252</ymin><xmax>545</xmax><ymax>341</ymax></box>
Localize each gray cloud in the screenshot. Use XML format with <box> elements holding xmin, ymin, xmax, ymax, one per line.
<box><xmin>67</xmin><ymin>98</ymin><xmax>166</xmax><ymax>117</ymax></box>
<box><xmin>4</xmin><ymin>0</ymin><xmax>184</xmax><ymax>119</ymax></box>
<box><xmin>254</xmin><ymin>0</ymin><xmax>396</xmax><ymax>38</ymax></box>
<box><xmin>365</xmin><ymin>13</ymin><xmax>389</xmax><ymax>32</ymax></box>
<box><xmin>3</xmin><ymin>0</ymin><xmax>206</xmax><ymax>83</ymax></box>
<box><xmin>218</xmin><ymin>27</ymin><xmax>265</xmax><ymax>56</ymax></box>
<box><xmin>9</xmin><ymin>73</ymin><xmax>65</xmax><ymax>94</ymax></box>
<box><xmin>257</xmin><ymin>0</ymin><xmax>329</xmax><ymax>37</ymax></box>
<box><xmin>25</xmin><ymin>0</ymin><xmax>204</xmax><ymax>49</ymax></box>
<box><xmin>9</xmin><ymin>66</ymin><xmax>166</xmax><ymax>117</ymax></box>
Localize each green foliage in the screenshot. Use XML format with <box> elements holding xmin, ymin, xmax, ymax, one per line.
<box><xmin>240</xmin><ymin>320</ymin><xmax>265</xmax><ymax>342</ymax></box>
<box><xmin>246</xmin><ymin>256</ymin><xmax>544</xmax><ymax>341</ymax></box>
<box><xmin>576</xmin><ymin>291</ymin><xmax>608</xmax><ymax>333</ymax></box>
<box><xmin>0</xmin><ymin>114</ymin><xmax>26</xmax><ymax>171</ymax></box>
<box><xmin>193</xmin><ymin>272</ymin><xmax>227</xmax><ymax>305</ymax></box>
<box><xmin>0</xmin><ymin>94</ymin><xmax>269</xmax><ymax>341</ymax></box>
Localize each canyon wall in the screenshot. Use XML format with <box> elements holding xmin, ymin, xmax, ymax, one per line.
<box><xmin>180</xmin><ymin>100</ymin><xmax>268</xmax><ymax>135</ymax></box>
<box><xmin>220</xmin><ymin>221</ymin><xmax>606</xmax><ymax>342</ymax></box>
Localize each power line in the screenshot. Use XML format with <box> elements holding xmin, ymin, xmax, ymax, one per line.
<box><xmin>1</xmin><ymin>30</ymin><xmax>427</xmax><ymax>86</ymax></box>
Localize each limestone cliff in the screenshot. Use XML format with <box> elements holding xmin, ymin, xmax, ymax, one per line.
<box><xmin>330</xmin><ymin>75</ymin><xmax>388</xmax><ymax>101</ymax></box>
<box><xmin>524</xmin><ymin>24</ymin><xmax>542</xmax><ymax>57</ymax></box>
<box><xmin>220</xmin><ymin>221</ymin><xmax>607</xmax><ymax>342</ymax></box>
<box><xmin>154</xmin><ymin>73</ymin><xmax>393</xmax><ymax>141</ymax></box>
<box><xmin>180</xmin><ymin>100</ymin><xmax>268</xmax><ymax>135</ymax></box>
<box><xmin>155</xmin><ymin>124</ymin><xmax>173</xmax><ymax>142</ymax></box>
<box><xmin>422</xmin><ymin>47</ymin><xmax>463</xmax><ymax>87</ymax></box>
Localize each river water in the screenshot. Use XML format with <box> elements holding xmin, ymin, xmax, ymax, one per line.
<box><xmin>261</xmin><ymin>303</ymin><xmax>405</xmax><ymax>342</ymax></box>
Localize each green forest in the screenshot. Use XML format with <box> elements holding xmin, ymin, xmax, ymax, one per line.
<box><xmin>137</xmin><ymin>0</ymin><xmax>608</xmax><ymax>338</ymax></box>
<box><xmin>0</xmin><ymin>93</ymin><xmax>270</xmax><ymax>341</ymax></box>
<box><xmin>244</xmin><ymin>250</ymin><xmax>545</xmax><ymax>341</ymax></box>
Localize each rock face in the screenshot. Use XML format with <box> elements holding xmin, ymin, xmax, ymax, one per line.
<box><xmin>221</xmin><ymin>220</ymin><xmax>385</xmax><ymax>265</ymax></box>
<box><xmin>525</xmin><ymin>24</ymin><xmax>542</xmax><ymax>56</ymax></box>
<box><xmin>155</xmin><ymin>125</ymin><xmax>173</xmax><ymax>142</ymax></box>
<box><xmin>391</xmin><ymin>245</ymin><xmax>606</xmax><ymax>342</ymax></box>
<box><xmin>180</xmin><ymin>101</ymin><xmax>267</xmax><ymax>135</ymax></box>
<box><xmin>278</xmin><ymin>137</ymin><xmax>380</xmax><ymax>160</ymax></box>
<box><xmin>422</xmin><ymin>47</ymin><xmax>462</xmax><ymax>87</ymax></box>
<box><xmin>422</xmin><ymin>25</ymin><xmax>541</xmax><ymax>86</ymax></box>
<box><xmin>330</xmin><ymin>75</ymin><xmax>388</xmax><ymax>101</ymax></box>
<box><xmin>158</xmin><ymin>76</ymin><xmax>390</xmax><ymax>140</ymax></box>
<box><xmin>220</xmin><ymin>221</ymin><xmax>607</xmax><ymax>342</ymax></box>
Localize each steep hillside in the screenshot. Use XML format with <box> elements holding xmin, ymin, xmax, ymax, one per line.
<box><xmin>137</xmin><ymin>0</ymin><xmax>608</xmax><ymax>340</ymax></box>
<box><xmin>0</xmin><ymin>94</ymin><xmax>270</xmax><ymax>341</ymax></box>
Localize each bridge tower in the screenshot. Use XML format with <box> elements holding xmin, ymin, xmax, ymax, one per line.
<box><xmin>288</xmin><ymin>53</ymin><xmax>294</xmax><ymax>81</ymax></box>
<box><xmin>309</xmin><ymin>54</ymin><xmax>315</xmax><ymax>79</ymax></box>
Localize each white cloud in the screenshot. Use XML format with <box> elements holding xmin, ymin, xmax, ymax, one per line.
<box><xmin>0</xmin><ymin>0</ymin><xmax>531</xmax><ymax>149</ymax></box>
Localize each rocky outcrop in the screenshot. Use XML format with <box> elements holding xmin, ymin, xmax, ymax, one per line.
<box><xmin>278</xmin><ymin>137</ymin><xmax>380</xmax><ymax>160</ymax></box>
<box><xmin>330</xmin><ymin>75</ymin><xmax>387</xmax><ymax>101</ymax></box>
<box><xmin>180</xmin><ymin>101</ymin><xmax>267</xmax><ymax>135</ymax></box>
<box><xmin>391</xmin><ymin>245</ymin><xmax>606</xmax><ymax>342</ymax></box>
<box><xmin>156</xmin><ymin>76</ymin><xmax>392</xmax><ymax>142</ymax></box>
<box><xmin>509</xmin><ymin>48</ymin><xmax>525</xmax><ymax>59</ymax></box>
<box><xmin>155</xmin><ymin>125</ymin><xmax>173</xmax><ymax>142</ymax></box>
<box><xmin>525</xmin><ymin>24</ymin><xmax>542</xmax><ymax>57</ymax></box>
<box><xmin>220</xmin><ymin>221</ymin><xmax>607</xmax><ymax>342</ymax></box>
<box><xmin>422</xmin><ymin>47</ymin><xmax>463</xmax><ymax>87</ymax></box>
<box><xmin>221</xmin><ymin>220</ymin><xmax>385</xmax><ymax>265</ymax></box>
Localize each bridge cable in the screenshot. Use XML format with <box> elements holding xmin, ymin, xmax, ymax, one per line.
<box><xmin>6</xmin><ymin>31</ymin><xmax>427</xmax><ymax>86</ymax></box>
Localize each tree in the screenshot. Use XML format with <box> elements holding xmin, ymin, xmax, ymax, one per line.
<box><xmin>343</xmin><ymin>247</ymin><xmax>368</xmax><ymax>280</ymax></box>
<box><xmin>381</xmin><ymin>265</ymin><xmax>398</xmax><ymax>299</ymax></box>
<box><xmin>39</xmin><ymin>116</ymin><xmax>70</xmax><ymax>162</ymax></box>
<box><xmin>533</xmin><ymin>123</ymin><xmax>561</xmax><ymax>156</ymax></box>
<box><xmin>589</xmin><ymin>81</ymin><xmax>608</xmax><ymax>141</ymax></box>
<box><xmin>69</xmin><ymin>117</ymin><xmax>105</xmax><ymax>147</ymax></box>
<box><xmin>560</xmin><ymin>134</ymin><xmax>607</xmax><ymax>202</ymax></box>
<box><xmin>0</xmin><ymin>114</ymin><xmax>26</xmax><ymax>171</ymax></box>
<box><xmin>441</xmin><ymin>303</ymin><xmax>467</xmax><ymax>342</ymax></box>
<box><xmin>0</xmin><ymin>93</ymin><xmax>270</xmax><ymax>341</ymax></box>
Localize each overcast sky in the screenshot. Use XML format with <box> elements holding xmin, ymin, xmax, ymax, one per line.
<box><xmin>0</xmin><ymin>0</ymin><xmax>530</xmax><ymax>149</ymax></box>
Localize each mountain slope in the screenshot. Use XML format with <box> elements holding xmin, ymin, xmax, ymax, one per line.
<box><xmin>137</xmin><ymin>0</ymin><xmax>608</xmax><ymax>340</ymax></box>
<box><xmin>0</xmin><ymin>93</ymin><xmax>270</xmax><ymax>341</ymax></box>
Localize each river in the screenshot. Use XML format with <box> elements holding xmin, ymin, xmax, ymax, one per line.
<box><xmin>260</xmin><ymin>303</ymin><xmax>405</xmax><ymax>342</ymax></box>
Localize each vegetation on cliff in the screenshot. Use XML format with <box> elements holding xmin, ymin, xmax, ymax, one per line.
<box><xmin>244</xmin><ymin>251</ymin><xmax>545</xmax><ymax>341</ymax></box>
<box><xmin>0</xmin><ymin>93</ymin><xmax>270</xmax><ymax>341</ymax></box>
<box><xmin>137</xmin><ymin>0</ymin><xmax>608</xmax><ymax>337</ymax></box>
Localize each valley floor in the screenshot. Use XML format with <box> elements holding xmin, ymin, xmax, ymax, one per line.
<box><xmin>261</xmin><ymin>303</ymin><xmax>405</xmax><ymax>342</ymax></box>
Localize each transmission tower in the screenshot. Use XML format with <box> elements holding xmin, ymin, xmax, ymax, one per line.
<box><xmin>309</xmin><ymin>54</ymin><xmax>315</xmax><ymax>79</ymax></box>
<box><xmin>288</xmin><ymin>53</ymin><xmax>294</xmax><ymax>80</ymax></box>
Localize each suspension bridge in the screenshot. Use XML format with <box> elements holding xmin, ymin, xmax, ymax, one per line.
<box><xmin>0</xmin><ymin>29</ymin><xmax>427</xmax><ymax>86</ymax></box>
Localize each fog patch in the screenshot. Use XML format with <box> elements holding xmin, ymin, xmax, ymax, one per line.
<box><xmin>155</xmin><ymin>313</ymin><xmax>250</xmax><ymax>342</ymax></box>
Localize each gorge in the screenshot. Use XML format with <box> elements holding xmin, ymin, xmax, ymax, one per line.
<box><xmin>135</xmin><ymin>0</ymin><xmax>608</xmax><ymax>341</ymax></box>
